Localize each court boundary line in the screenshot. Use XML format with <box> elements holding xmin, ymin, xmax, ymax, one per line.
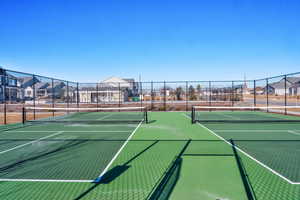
<box><xmin>214</xmin><ymin>130</ymin><xmax>300</xmax><ymax>132</ymax></box>
<box><xmin>6</xmin><ymin>130</ymin><xmax>132</xmax><ymax>133</ymax></box>
<box><xmin>0</xmin><ymin>131</ymin><xmax>64</xmax><ymax>155</ymax></box>
<box><xmin>94</xmin><ymin>120</ymin><xmax>143</xmax><ymax>182</ymax></box>
<box><xmin>0</xmin><ymin>121</ymin><xmax>143</xmax><ymax>183</ymax></box>
<box><xmin>0</xmin><ymin>178</ymin><xmax>93</xmax><ymax>183</ymax></box>
<box><xmin>97</xmin><ymin>113</ymin><xmax>113</xmax><ymax>120</ymax></box>
<box><xmin>182</xmin><ymin>113</ymin><xmax>300</xmax><ymax>185</ymax></box>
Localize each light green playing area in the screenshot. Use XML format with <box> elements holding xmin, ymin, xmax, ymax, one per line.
<box><xmin>0</xmin><ymin>112</ymin><xmax>300</xmax><ymax>199</ymax></box>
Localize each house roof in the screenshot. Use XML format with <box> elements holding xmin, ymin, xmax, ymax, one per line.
<box><xmin>268</xmin><ymin>81</ymin><xmax>292</xmax><ymax>89</ymax></box>
<box><xmin>100</xmin><ymin>77</ymin><xmax>135</xmax><ymax>88</ymax></box>
<box><xmin>46</xmin><ymin>81</ymin><xmax>66</xmax><ymax>89</ymax></box>
<box><xmin>19</xmin><ymin>76</ymin><xmax>33</xmax><ymax>83</ymax></box>
<box><xmin>286</xmin><ymin>77</ymin><xmax>300</xmax><ymax>84</ymax></box>
<box><xmin>123</xmin><ymin>78</ymin><xmax>135</xmax><ymax>83</ymax></box>
<box><xmin>35</xmin><ymin>82</ymin><xmax>49</xmax><ymax>89</ymax></box>
<box><xmin>102</xmin><ymin>77</ymin><xmax>127</xmax><ymax>83</ymax></box>
<box><xmin>19</xmin><ymin>76</ymin><xmax>40</xmax><ymax>88</ymax></box>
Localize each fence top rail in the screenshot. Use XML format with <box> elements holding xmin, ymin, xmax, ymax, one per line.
<box><xmin>3</xmin><ymin>69</ymin><xmax>75</xmax><ymax>84</ymax></box>
<box><xmin>2</xmin><ymin>67</ymin><xmax>300</xmax><ymax>85</ymax></box>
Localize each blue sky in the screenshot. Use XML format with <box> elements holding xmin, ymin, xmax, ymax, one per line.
<box><xmin>0</xmin><ymin>0</ymin><xmax>300</xmax><ymax>82</ymax></box>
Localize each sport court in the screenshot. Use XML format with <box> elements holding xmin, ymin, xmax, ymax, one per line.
<box><xmin>0</xmin><ymin>107</ymin><xmax>300</xmax><ymax>200</ymax></box>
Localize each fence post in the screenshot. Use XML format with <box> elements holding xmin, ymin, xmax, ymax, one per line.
<box><xmin>3</xmin><ymin>71</ymin><xmax>7</xmax><ymax>124</ymax></box>
<box><xmin>76</xmin><ymin>82</ymin><xmax>79</xmax><ymax>111</ymax></box>
<box><xmin>266</xmin><ymin>78</ymin><xmax>269</xmax><ymax>112</ymax></box>
<box><xmin>186</xmin><ymin>81</ymin><xmax>188</xmax><ymax>111</ymax></box>
<box><xmin>66</xmin><ymin>81</ymin><xmax>69</xmax><ymax>114</ymax></box>
<box><xmin>118</xmin><ymin>82</ymin><xmax>121</xmax><ymax>108</ymax></box>
<box><xmin>284</xmin><ymin>75</ymin><xmax>287</xmax><ymax>115</ymax></box>
<box><xmin>253</xmin><ymin>80</ymin><xmax>256</xmax><ymax>107</ymax></box>
<box><xmin>140</xmin><ymin>82</ymin><xmax>143</xmax><ymax>110</ymax></box>
<box><xmin>231</xmin><ymin>81</ymin><xmax>234</xmax><ymax>107</ymax></box>
<box><xmin>52</xmin><ymin>79</ymin><xmax>54</xmax><ymax>117</ymax></box>
<box><xmin>209</xmin><ymin>81</ymin><xmax>211</xmax><ymax>108</ymax></box>
<box><xmin>164</xmin><ymin>81</ymin><xmax>166</xmax><ymax>111</ymax></box>
<box><xmin>151</xmin><ymin>81</ymin><xmax>153</xmax><ymax>111</ymax></box>
<box><xmin>96</xmin><ymin>83</ymin><xmax>99</xmax><ymax>108</ymax></box>
<box><xmin>33</xmin><ymin>75</ymin><xmax>36</xmax><ymax>120</ymax></box>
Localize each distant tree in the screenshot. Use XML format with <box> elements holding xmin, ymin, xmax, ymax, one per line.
<box><xmin>189</xmin><ymin>85</ymin><xmax>197</xmax><ymax>100</ymax></box>
<box><xmin>175</xmin><ymin>86</ymin><xmax>183</xmax><ymax>100</ymax></box>
<box><xmin>196</xmin><ymin>84</ymin><xmax>201</xmax><ymax>93</ymax></box>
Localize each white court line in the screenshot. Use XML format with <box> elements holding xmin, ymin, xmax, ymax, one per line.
<box><xmin>94</xmin><ymin>121</ymin><xmax>143</xmax><ymax>183</ymax></box>
<box><xmin>97</xmin><ymin>113</ymin><xmax>113</xmax><ymax>120</ymax></box>
<box><xmin>214</xmin><ymin>130</ymin><xmax>300</xmax><ymax>132</ymax></box>
<box><xmin>0</xmin><ymin>123</ymin><xmax>141</xmax><ymax>183</ymax></box>
<box><xmin>0</xmin><ymin>178</ymin><xmax>93</xmax><ymax>183</ymax></box>
<box><xmin>288</xmin><ymin>130</ymin><xmax>300</xmax><ymax>136</ymax></box>
<box><xmin>218</xmin><ymin>113</ymin><xmax>240</xmax><ymax>120</ymax></box>
<box><xmin>6</xmin><ymin>130</ymin><xmax>132</xmax><ymax>133</ymax></box>
<box><xmin>0</xmin><ymin>131</ymin><xmax>64</xmax><ymax>155</ymax></box>
<box><xmin>182</xmin><ymin>113</ymin><xmax>300</xmax><ymax>185</ymax></box>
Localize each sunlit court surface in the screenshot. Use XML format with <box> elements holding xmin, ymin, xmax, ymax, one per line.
<box><xmin>1</xmin><ymin>1</ymin><xmax>300</xmax><ymax>199</ymax></box>
<box><xmin>0</xmin><ymin>105</ymin><xmax>300</xmax><ymax>199</ymax></box>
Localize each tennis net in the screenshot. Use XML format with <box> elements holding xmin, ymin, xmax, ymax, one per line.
<box><xmin>191</xmin><ymin>106</ymin><xmax>300</xmax><ymax>123</ymax></box>
<box><xmin>23</xmin><ymin>106</ymin><xmax>148</xmax><ymax>124</ymax></box>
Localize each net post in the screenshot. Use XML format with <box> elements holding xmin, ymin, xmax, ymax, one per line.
<box><xmin>191</xmin><ymin>106</ymin><xmax>195</xmax><ymax>124</ymax></box>
<box><xmin>284</xmin><ymin>75</ymin><xmax>287</xmax><ymax>115</ymax></box>
<box><xmin>145</xmin><ymin>107</ymin><xmax>148</xmax><ymax>123</ymax></box>
<box><xmin>22</xmin><ymin>107</ymin><xmax>26</xmax><ymax>124</ymax></box>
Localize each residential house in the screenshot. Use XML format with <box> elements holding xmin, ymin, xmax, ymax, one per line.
<box><xmin>20</xmin><ymin>76</ymin><xmax>39</xmax><ymax>100</ymax></box>
<box><xmin>46</xmin><ymin>82</ymin><xmax>66</xmax><ymax>100</ymax></box>
<box><xmin>265</xmin><ymin>77</ymin><xmax>300</xmax><ymax>95</ymax></box>
<box><xmin>287</xmin><ymin>77</ymin><xmax>300</xmax><ymax>96</ymax></box>
<box><xmin>0</xmin><ymin>68</ymin><xmax>19</xmax><ymax>102</ymax></box>
<box><xmin>77</xmin><ymin>77</ymin><xmax>136</xmax><ymax>103</ymax></box>
<box><xmin>35</xmin><ymin>82</ymin><xmax>50</xmax><ymax>98</ymax></box>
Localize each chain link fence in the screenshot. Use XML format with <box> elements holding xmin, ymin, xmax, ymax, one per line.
<box><xmin>0</xmin><ymin>67</ymin><xmax>299</xmax><ymax>124</ymax></box>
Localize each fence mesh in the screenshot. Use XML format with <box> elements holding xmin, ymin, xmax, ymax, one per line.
<box><xmin>1</xmin><ymin>68</ymin><xmax>300</xmax><ymax>124</ymax></box>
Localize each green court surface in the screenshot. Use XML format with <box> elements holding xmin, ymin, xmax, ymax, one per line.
<box><xmin>0</xmin><ymin>112</ymin><xmax>300</xmax><ymax>199</ymax></box>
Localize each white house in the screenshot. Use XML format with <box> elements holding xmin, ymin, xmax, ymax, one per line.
<box><xmin>77</xmin><ymin>77</ymin><xmax>136</xmax><ymax>103</ymax></box>
<box><xmin>265</xmin><ymin>77</ymin><xmax>300</xmax><ymax>95</ymax></box>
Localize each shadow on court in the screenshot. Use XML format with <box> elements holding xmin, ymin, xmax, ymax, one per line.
<box><xmin>74</xmin><ymin>140</ymin><xmax>159</xmax><ymax>200</ymax></box>
<box><xmin>0</xmin><ymin>140</ymin><xmax>88</xmax><ymax>173</ymax></box>
<box><xmin>147</xmin><ymin>120</ymin><xmax>157</xmax><ymax>124</ymax></box>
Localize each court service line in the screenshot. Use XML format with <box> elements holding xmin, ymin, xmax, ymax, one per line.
<box><xmin>182</xmin><ymin>113</ymin><xmax>300</xmax><ymax>185</ymax></box>
<box><xmin>0</xmin><ymin>131</ymin><xmax>64</xmax><ymax>155</ymax></box>
<box><xmin>94</xmin><ymin>121</ymin><xmax>143</xmax><ymax>183</ymax></box>
<box><xmin>97</xmin><ymin>113</ymin><xmax>113</xmax><ymax>120</ymax></box>
<box><xmin>7</xmin><ymin>130</ymin><xmax>132</xmax><ymax>133</ymax></box>
<box><xmin>288</xmin><ymin>130</ymin><xmax>300</xmax><ymax>136</ymax></box>
<box><xmin>218</xmin><ymin>113</ymin><xmax>240</xmax><ymax>120</ymax></box>
<box><xmin>214</xmin><ymin>130</ymin><xmax>300</xmax><ymax>132</ymax></box>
